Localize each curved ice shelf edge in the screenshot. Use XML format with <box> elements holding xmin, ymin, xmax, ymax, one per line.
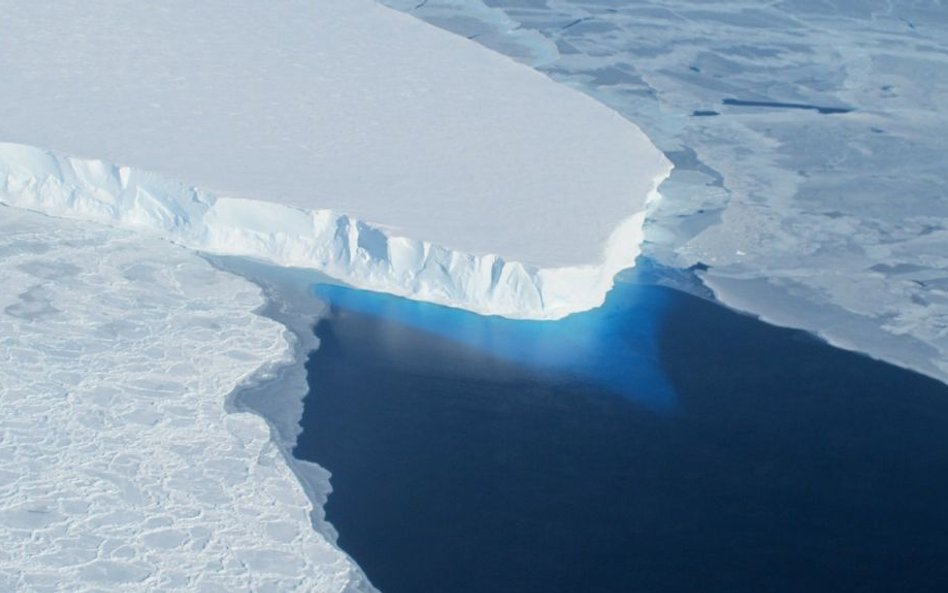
<box><xmin>0</xmin><ymin>141</ymin><xmax>670</xmax><ymax>320</ymax></box>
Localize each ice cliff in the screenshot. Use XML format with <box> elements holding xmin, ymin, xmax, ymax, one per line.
<box><xmin>0</xmin><ymin>0</ymin><xmax>670</xmax><ymax>319</ymax></box>
<box><xmin>0</xmin><ymin>142</ymin><xmax>666</xmax><ymax>319</ymax></box>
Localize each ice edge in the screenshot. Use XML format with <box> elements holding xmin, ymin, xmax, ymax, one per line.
<box><xmin>0</xmin><ymin>142</ymin><xmax>671</xmax><ymax>320</ymax></box>
<box><xmin>219</xmin><ymin>264</ymin><xmax>379</xmax><ymax>593</ymax></box>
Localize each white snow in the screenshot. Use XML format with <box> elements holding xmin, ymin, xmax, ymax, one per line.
<box><xmin>0</xmin><ymin>0</ymin><xmax>670</xmax><ymax>319</ymax></box>
<box><xmin>0</xmin><ymin>207</ymin><xmax>374</xmax><ymax>593</ymax></box>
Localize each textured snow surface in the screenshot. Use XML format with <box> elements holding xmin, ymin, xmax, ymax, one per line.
<box><xmin>0</xmin><ymin>208</ymin><xmax>373</xmax><ymax>593</ymax></box>
<box><xmin>0</xmin><ymin>0</ymin><xmax>670</xmax><ymax>319</ymax></box>
<box><xmin>386</xmin><ymin>0</ymin><xmax>948</xmax><ymax>383</ymax></box>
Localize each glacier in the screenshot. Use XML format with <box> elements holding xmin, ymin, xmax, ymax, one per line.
<box><xmin>0</xmin><ymin>0</ymin><xmax>670</xmax><ymax>320</ymax></box>
<box><xmin>0</xmin><ymin>207</ymin><xmax>374</xmax><ymax>593</ymax></box>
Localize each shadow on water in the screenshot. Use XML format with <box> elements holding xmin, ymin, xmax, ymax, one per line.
<box><xmin>296</xmin><ymin>272</ymin><xmax>948</xmax><ymax>593</ymax></box>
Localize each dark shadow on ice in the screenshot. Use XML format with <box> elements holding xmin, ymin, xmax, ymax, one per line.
<box><xmin>723</xmin><ymin>97</ymin><xmax>854</xmax><ymax>114</ymax></box>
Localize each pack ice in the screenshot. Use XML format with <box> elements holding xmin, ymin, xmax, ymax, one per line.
<box><xmin>0</xmin><ymin>0</ymin><xmax>670</xmax><ymax>319</ymax></box>
<box><xmin>0</xmin><ymin>208</ymin><xmax>374</xmax><ymax>592</ymax></box>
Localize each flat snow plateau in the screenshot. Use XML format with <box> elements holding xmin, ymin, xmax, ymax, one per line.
<box><xmin>0</xmin><ymin>0</ymin><xmax>670</xmax><ymax>319</ymax></box>
<box><xmin>0</xmin><ymin>208</ymin><xmax>373</xmax><ymax>593</ymax></box>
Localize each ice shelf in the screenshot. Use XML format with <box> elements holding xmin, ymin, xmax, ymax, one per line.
<box><xmin>0</xmin><ymin>0</ymin><xmax>670</xmax><ymax>319</ymax></box>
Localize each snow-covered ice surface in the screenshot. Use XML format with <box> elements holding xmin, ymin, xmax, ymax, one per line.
<box><xmin>384</xmin><ymin>0</ymin><xmax>948</xmax><ymax>383</ymax></box>
<box><xmin>0</xmin><ymin>0</ymin><xmax>670</xmax><ymax>319</ymax></box>
<box><xmin>0</xmin><ymin>207</ymin><xmax>374</xmax><ymax>593</ymax></box>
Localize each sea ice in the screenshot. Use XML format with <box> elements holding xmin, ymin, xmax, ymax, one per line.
<box><xmin>0</xmin><ymin>208</ymin><xmax>374</xmax><ymax>593</ymax></box>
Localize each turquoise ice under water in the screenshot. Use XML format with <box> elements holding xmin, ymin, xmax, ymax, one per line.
<box><xmin>313</xmin><ymin>270</ymin><xmax>677</xmax><ymax>412</ymax></box>
<box><xmin>297</xmin><ymin>268</ymin><xmax>948</xmax><ymax>593</ymax></box>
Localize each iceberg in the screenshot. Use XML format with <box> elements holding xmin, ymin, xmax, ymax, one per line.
<box><xmin>0</xmin><ymin>0</ymin><xmax>670</xmax><ymax>320</ymax></box>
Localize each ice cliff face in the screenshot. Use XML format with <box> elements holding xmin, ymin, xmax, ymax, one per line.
<box><xmin>0</xmin><ymin>143</ymin><xmax>667</xmax><ymax>319</ymax></box>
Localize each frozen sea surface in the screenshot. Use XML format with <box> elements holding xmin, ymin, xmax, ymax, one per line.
<box><xmin>0</xmin><ymin>208</ymin><xmax>373</xmax><ymax>593</ymax></box>
<box><xmin>382</xmin><ymin>0</ymin><xmax>948</xmax><ymax>381</ymax></box>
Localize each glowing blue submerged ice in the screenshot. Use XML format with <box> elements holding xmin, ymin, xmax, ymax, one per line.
<box><xmin>313</xmin><ymin>269</ymin><xmax>677</xmax><ymax>411</ymax></box>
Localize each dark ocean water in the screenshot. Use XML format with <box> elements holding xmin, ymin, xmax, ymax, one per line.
<box><xmin>294</xmin><ymin>278</ymin><xmax>948</xmax><ymax>593</ymax></box>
